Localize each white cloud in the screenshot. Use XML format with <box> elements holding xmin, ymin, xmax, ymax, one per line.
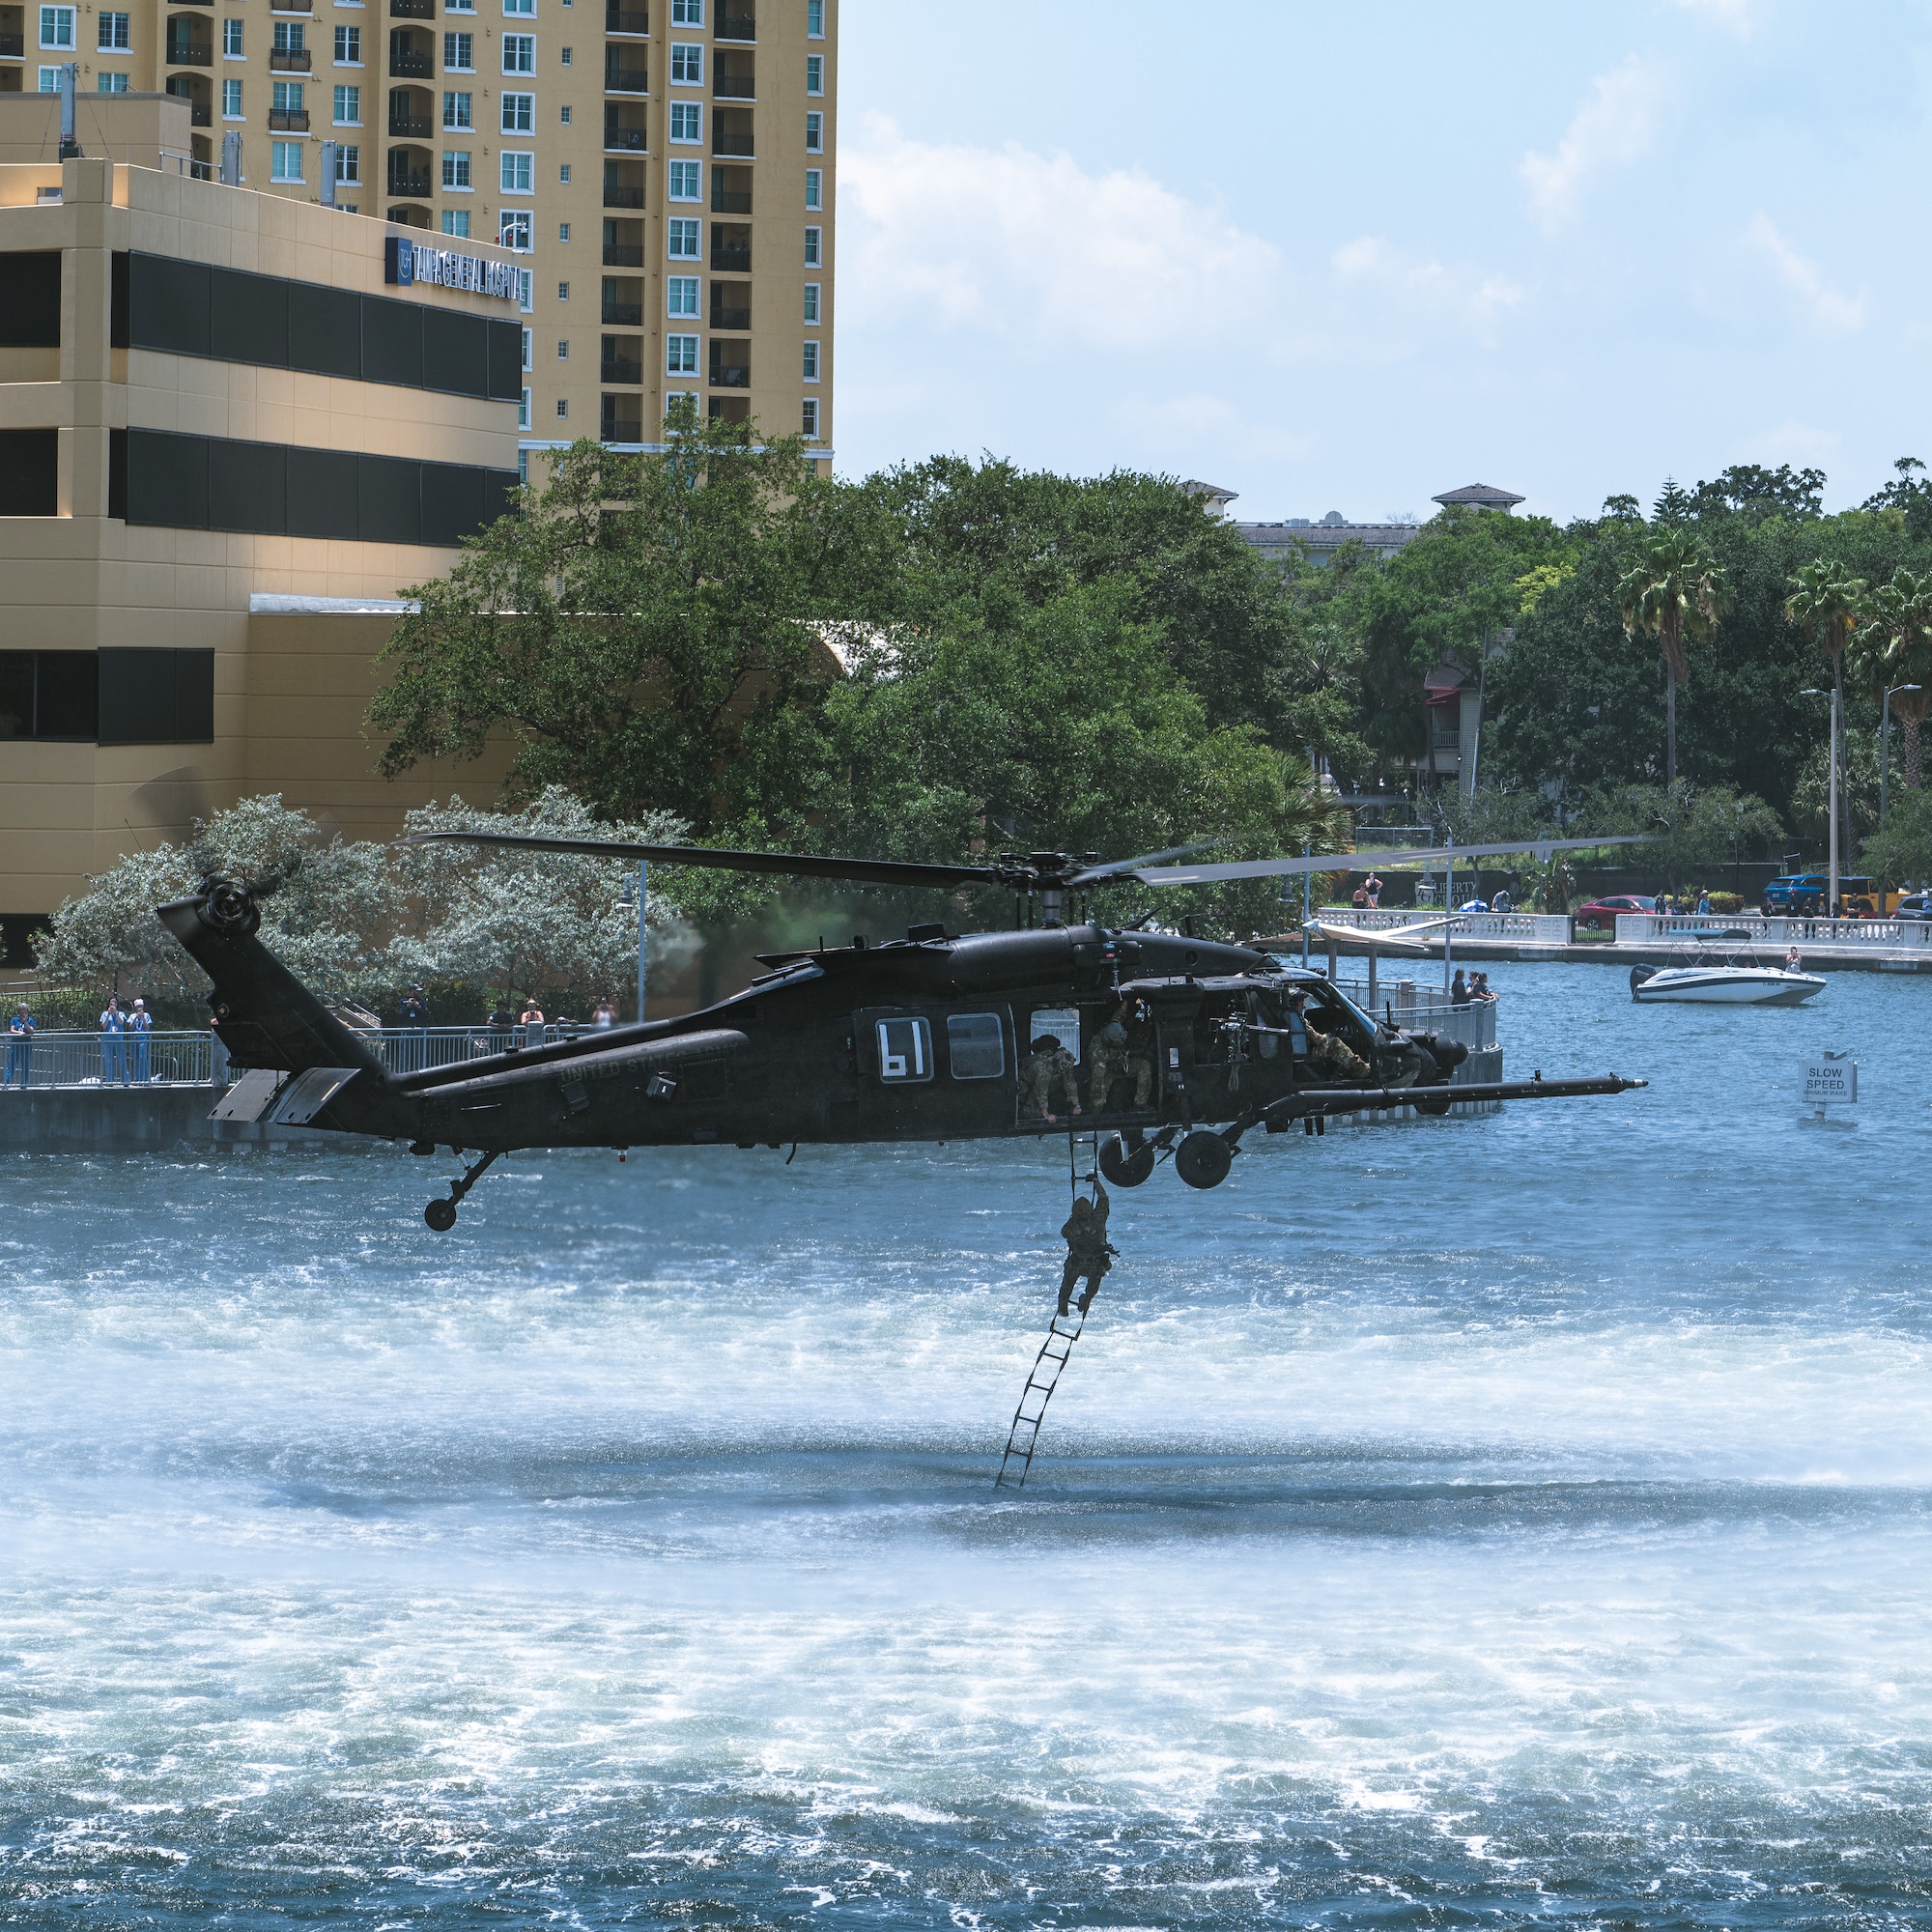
<box><xmin>840</xmin><ymin>115</ymin><xmax>1281</xmax><ymax>355</ymax></box>
<box><xmin>1520</xmin><ymin>55</ymin><xmax>1666</xmax><ymax>233</ymax></box>
<box><xmin>1332</xmin><ymin>237</ymin><xmax>1526</xmax><ymax>328</ymax></box>
<box><xmin>1746</xmin><ymin>213</ymin><xmax>1868</xmax><ymax>332</ymax></box>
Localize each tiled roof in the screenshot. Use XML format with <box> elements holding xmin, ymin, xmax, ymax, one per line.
<box><xmin>1432</xmin><ymin>482</ymin><xmax>1524</xmax><ymax>508</ymax></box>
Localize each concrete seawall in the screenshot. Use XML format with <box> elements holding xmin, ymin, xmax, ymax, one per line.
<box><xmin>0</xmin><ymin>1088</ymin><xmax>328</xmax><ymax>1152</ymax></box>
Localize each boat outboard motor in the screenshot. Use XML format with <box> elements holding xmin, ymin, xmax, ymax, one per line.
<box><xmin>1629</xmin><ymin>963</ymin><xmax>1658</xmax><ymax>997</ymax></box>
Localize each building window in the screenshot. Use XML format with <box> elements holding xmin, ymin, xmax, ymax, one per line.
<box><xmin>442</xmin><ymin>149</ymin><xmax>470</xmax><ymax>188</ymax></box>
<box><xmin>669</xmin><ymin>42</ymin><xmax>700</xmax><ymax>84</ymax></box>
<box><xmin>439</xmin><ymin>207</ymin><xmax>469</xmax><ymax>236</ymax></box>
<box><xmin>504</xmin><ymin>0</ymin><xmax>533</xmax><ymax>13</ymax></box>
<box><xmin>668</xmin><ymin>101</ymin><xmax>699</xmax><ymax>142</ymax></box>
<box><xmin>98</xmin><ymin>10</ymin><xmax>128</xmax><ymax>49</ymax></box>
<box><xmin>669</xmin><ymin>0</ymin><xmax>701</xmax><ymax>20</ymax></box>
<box><xmin>805</xmin><ymin>111</ymin><xmax>821</xmax><ymax>153</ymax></box>
<box><xmin>557</xmin><ymin>220</ymin><xmax>570</xmax><ymax>241</ymax></box>
<box><xmin>272</xmin><ymin>22</ymin><xmax>304</xmax><ymax>53</ymax></box>
<box><xmin>503</xmin><ymin>32</ymin><xmax>534</xmax><ymax>71</ymax></box>
<box><xmin>272</xmin><ymin>79</ymin><xmax>304</xmax><ymax>112</ymax></box>
<box><xmin>222</xmin><ymin>76</ymin><xmax>242</xmax><ymax>114</ymax></box>
<box><xmin>801</xmin><ymin>396</ymin><xmax>819</xmax><ymax>438</ymax></box>
<box><xmin>443</xmin><ymin>30</ymin><xmax>473</xmax><ymax>69</ymax></box>
<box><xmin>807</xmin><ymin>0</ymin><xmax>823</xmax><ymax>36</ymax></box>
<box><xmin>667</xmin><ymin>332</ymin><xmax>697</xmax><ymax>374</ymax></box>
<box><xmin>556</xmin><ymin>280</ymin><xmax>569</xmax><ymax>299</ymax></box>
<box><xmin>667</xmin><ymin>158</ymin><xmax>699</xmax><ymax>200</ymax></box>
<box><xmin>97</xmin><ymin>70</ymin><xmax>128</xmax><ymax>90</ymax></box>
<box><xmin>806</xmin><ymin>52</ymin><xmax>822</xmax><ymax>94</ymax></box>
<box><xmin>518</xmin><ymin>387</ymin><xmax>531</xmax><ymax>426</ymax></box>
<box><xmin>804</xmin><ymin>168</ymin><xmax>821</xmax><ymax>209</ymax></box>
<box><xmin>667</xmin><ymin>274</ymin><xmax>698</xmax><ymax>316</ymax></box>
<box><xmin>559</xmin><ymin>102</ymin><xmax>571</xmax><ymax>123</ymax></box>
<box><xmin>39</xmin><ymin>7</ymin><xmax>73</xmax><ymax>49</ymax></box>
<box><xmin>270</xmin><ymin>141</ymin><xmax>303</xmax><ymax>181</ymax></box>
<box><xmin>333</xmin><ymin>24</ymin><xmax>360</xmax><ymax>62</ymax></box>
<box><xmin>668</xmin><ymin>216</ymin><xmax>700</xmax><ymax>258</ymax></box>
<box><xmin>560</xmin><ymin>43</ymin><xmax>571</xmax><ymax>63</ymax></box>
<box><xmin>37</xmin><ymin>67</ymin><xmax>58</xmax><ymax>88</ymax></box>
<box><xmin>501</xmin><ymin>90</ymin><xmax>533</xmax><ymax>130</ymax></box>
<box><xmin>336</xmin><ymin>142</ymin><xmax>359</xmax><ymax>182</ymax></box>
<box><xmin>500</xmin><ymin>150</ymin><xmax>533</xmax><ymax>191</ymax></box>
<box><xmin>333</xmin><ymin>83</ymin><xmax>359</xmax><ymax>122</ymax></box>
<box><xmin>802</xmin><ymin>340</ymin><xmax>818</xmax><ymax>381</ymax></box>
<box><xmin>521</xmin><ymin>327</ymin><xmax>532</xmax><ymax>368</ymax></box>
<box><xmin>555</xmin><ymin>398</ymin><xmax>568</xmax><ymax>418</ymax></box>
<box><xmin>223</xmin><ymin>17</ymin><xmax>242</xmax><ymax>56</ymax></box>
<box><xmin>556</xmin><ymin>337</ymin><xmax>568</xmax><ymax>356</ymax></box>
<box><xmin>446</xmin><ymin>0</ymin><xmax>474</xmax><ymax>12</ymax></box>
<box><xmin>803</xmin><ymin>281</ymin><xmax>819</xmax><ymax>323</ymax></box>
<box><xmin>500</xmin><ymin>209</ymin><xmax>531</xmax><ymax>249</ymax></box>
<box><xmin>443</xmin><ymin>89</ymin><xmax>470</xmax><ymax>128</ymax></box>
<box><xmin>559</xmin><ymin>162</ymin><xmax>571</xmax><ymax>181</ymax></box>
<box><xmin>804</xmin><ymin>224</ymin><xmax>820</xmax><ymax>266</ymax></box>
<box><xmin>519</xmin><ymin>267</ymin><xmax>534</xmax><ymax>308</ymax></box>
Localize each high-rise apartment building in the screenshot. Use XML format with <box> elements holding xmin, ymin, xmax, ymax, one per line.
<box><xmin>0</xmin><ymin>0</ymin><xmax>835</xmax><ymax>470</ymax></box>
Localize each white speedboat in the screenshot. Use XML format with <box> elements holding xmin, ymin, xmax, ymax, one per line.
<box><xmin>1630</xmin><ymin>958</ymin><xmax>1824</xmax><ymax>1006</ymax></box>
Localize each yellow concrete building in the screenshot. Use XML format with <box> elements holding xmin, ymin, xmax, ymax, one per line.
<box><xmin>0</xmin><ymin>0</ymin><xmax>836</xmax><ymax>463</ymax></box>
<box><xmin>0</xmin><ymin>118</ymin><xmax>527</xmax><ymax>964</ymax></box>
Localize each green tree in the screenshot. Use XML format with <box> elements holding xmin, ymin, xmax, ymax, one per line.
<box><xmin>1783</xmin><ymin>557</ymin><xmax>1869</xmax><ymax>878</ymax></box>
<box><xmin>1618</xmin><ymin>528</ymin><xmax>1729</xmax><ymax>786</ymax></box>
<box><xmin>370</xmin><ymin>416</ymin><xmax>875</xmax><ymax>842</ymax></box>
<box><xmin>1860</xmin><ymin>782</ymin><xmax>1932</xmax><ymax>888</ymax></box>
<box><xmin>1860</xmin><ymin>566</ymin><xmax>1932</xmax><ymax>790</ymax></box>
<box><xmin>1588</xmin><ymin>781</ymin><xmax>1784</xmax><ymax>896</ymax></box>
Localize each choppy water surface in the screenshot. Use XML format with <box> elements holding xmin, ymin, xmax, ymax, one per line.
<box><xmin>3</xmin><ymin>960</ymin><xmax>1930</xmax><ymax>1927</ymax></box>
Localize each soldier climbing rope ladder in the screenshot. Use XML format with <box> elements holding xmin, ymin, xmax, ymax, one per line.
<box><xmin>1058</xmin><ymin>1178</ymin><xmax>1116</xmax><ymax>1319</ymax></box>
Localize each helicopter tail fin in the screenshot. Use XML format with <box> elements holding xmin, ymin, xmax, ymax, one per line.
<box><xmin>157</xmin><ymin>880</ymin><xmax>399</xmax><ymax>1131</ymax></box>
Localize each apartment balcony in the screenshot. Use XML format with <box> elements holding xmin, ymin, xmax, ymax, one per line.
<box><xmin>388</xmin><ymin>44</ymin><xmax>430</xmax><ymax>76</ymax></box>
<box><xmin>386</xmin><ymin>203</ymin><xmax>431</xmax><ymax>227</ymax></box>
<box><xmin>166</xmin><ymin>40</ymin><xmax>213</xmax><ymax>64</ymax></box>
<box><xmin>270</xmin><ymin>47</ymin><xmax>312</xmax><ymax>70</ymax></box>
<box><xmin>601</xmin><ymin>242</ymin><xmax>642</xmax><ymax>267</ymax></box>
<box><xmin>388</xmin><ymin>0</ymin><xmax>433</xmax><ymax>14</ymax></box>
<box><xmin>709</xmin><ymin>224</ymin><xmax>749</xmax><ymax>272</ymax></box>
<box><xmin>714</xmin><ymin>8</ymin><xmax>753</xmax><ymax>41</ymax></box>
<box><xmin>709</xmin><ymin>164</ymin><xmax>750</xmax><ymax>214</ymax></box>
<box><xmin>0</xmin><ymin>35</ymin><xmax>22</xmax><ymax>56</ymax></box>
<box><xmin>707</xmin><ymin>395</ymin><xmax>749</xmax><ymax>427</ymax></box>
<box><xmin>707</xmin><ymin>341</ymin><xmax>749</xmax><ymax>388</ymax></box>
<box><xmin>601</xmin><ymin>300</ymin><xmax>641</xmax><ymax>325</ymax></box>
<box><xmin>386</xmin><ymin>153</ymin><xmax>431</xmax><ymax>196</ymax></box>
<box><xmin>712</xmin><ymin>72</ymin><xmax>753</xmax><ymax>99</ymax></box>
<box><xmin>600</xmin><ymin>339</ymin><xmax>642</xmax><ymax>385</ymax></box>
<box><xmin>603</xmin><ymin>51</ymin><xmax>646</xmax><ymax>92</ymax></box>
<box><xmin>601</xmin><ymin>400</ymin><xmax>642</xmax><ymax>442</ymax></box>
<box><xmin>602</xmin><ymin>184</ymin><xmax>641</xmax><ymax>208</ymax></box>
<box><xmin>270</xmin><ymin>0</ymin><xmax>313</xmax><ymax>12</ymax></box>
<box><xmin>710</xmin><ymin>106</ymin><xmax>752</xmax><ymax>157</ymax></box>
<box><xmin>601</xmin><ymin>277</ymin><xmax>642</xmax><ymax>326</ymax></box>
<box><xmin>269</xmin><ymin>106</ymin><xmax>309</xmax><ymax>129</ymax></box>
<box><xmin>189</xmin><ymin>100</ymin><xmax>213</xmax><ymax>124</ymax></box>
<box><xmin>388</xmin><ymin>109</ymin><xmax>430</xmax><ymax>136</ymax></box>
<box><xmin>603</xmin><ymin>105</ymin><xmax>646</xmax><ymax>151</ymax></box>
<box><xmin>604</xmin><ymin>0</ymin><xmax>646</xmax><ymax>32</ymax></box>
<box><xmin>708</xmin><ymin>281</ymin><xmax>748</xmax><ymax>330</ymax></box>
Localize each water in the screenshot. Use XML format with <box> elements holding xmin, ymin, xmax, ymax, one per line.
<box><xmin>4</xmin><ymin>960</ymin><xmax>1930</xmax><ymax>1927</ymax></box>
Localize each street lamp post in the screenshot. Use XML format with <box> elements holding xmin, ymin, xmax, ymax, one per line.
<box><xmin>1881</xmin><ymin>682</ymin><xmax>1923</xmax><ymax>833</ymax></box>
<box><xmin>1802</xmin><ymin>687</ymin><xmax>1839</xmax><ymax>918</ymax></box>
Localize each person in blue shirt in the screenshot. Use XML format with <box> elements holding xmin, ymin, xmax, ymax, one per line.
<box><xmin>128</xmin><ymin>997</ymin><xmax>153</xmax><ymax>1082</ymax></box>
<box><xmin>99</xmin><ymin>995</ymin><xmax>128</xmax><ymax>1084</ymax></box>
<box><xmin>6</xmin><ymin>1004</ymin><xmax>31</xmax><ymax>1089</ymax></box>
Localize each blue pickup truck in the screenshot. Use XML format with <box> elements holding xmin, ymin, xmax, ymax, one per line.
<box><xmin>1761</xmin><ymin>873</ymin><xmax>1876</xmax><ymax>916</ymax></box>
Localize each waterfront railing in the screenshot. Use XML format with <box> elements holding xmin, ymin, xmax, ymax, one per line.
<box><xmin>1614</xmin><ymin>913</ymin><xmax>1932</xmax><ymax>948</ymax></box>
<box><xmin>1331</xmin><ymin>978</ymin><xmax>1497</xmax><ymax>1051</ymax></box>
<box><xmin>1317</xmin><ymin>908</ymin><xmax>1574</xmax><ymax>944</ymax></box>
<box><xmin>1</xmin><ymin>1031</ymin><xmax>216</xmax><ymax>1089</ymax></box>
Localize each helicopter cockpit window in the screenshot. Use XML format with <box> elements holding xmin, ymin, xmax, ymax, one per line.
<box><xmin>947</xmin><ymin>1012</ymin><xmax>1005</xmax><ymax>1080</ymax></box>
<box><xmin>875</xmin><ymin>1015</ymin><xmax>933</xmax><ymax>1083</ymax></box>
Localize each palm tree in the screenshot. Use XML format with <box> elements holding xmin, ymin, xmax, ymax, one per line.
<box><xmin>1784</xmin><ymin>559</ymin><xmax>1868</xmax><ymax>895</ymax></box>
<box><xmin>1865</xmin><ymin>567</ymin><xmax>1932</xmax><ymax>790</ymax></box>
<box><xmin>1618</xmin><ymin>528</ymin><xmax>1729</xmax><ymax>785</ymax></box>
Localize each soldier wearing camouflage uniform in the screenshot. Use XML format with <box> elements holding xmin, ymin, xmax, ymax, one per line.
<box><xmin>1058</xmin><ymin>1181</ymin><xmax>1115</xmax><ymax>1318</ymax></box>
<box><xmin>1019</xmin><ymin>1035</ymin><xmax>1082</xmax><ymax>1122</ymax></box>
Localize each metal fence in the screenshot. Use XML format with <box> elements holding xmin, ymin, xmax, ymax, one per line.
<box><xmin>0</xmin><ymin>1031</ymin><xmax>216</xmax><ymax>1089</ymax></box>
<box><xmin>366</xmin><ymin>1024</ymin><xmax>607</xmax><ymax>1073</ymax></box>
<box><xmin>1318</xmin><ymin>907</ymin><xmax>1574</xmax><ymax>944</ymax></box>
<box><xmin>1614</xmin><ymin>913</ymin><xmax>1932</xmax><ymax>949</ymax></box>
<box><xmin>1331</xmin><ymin>979</ymin><xmax>1498</xmax><ymax>1051</ymax></box>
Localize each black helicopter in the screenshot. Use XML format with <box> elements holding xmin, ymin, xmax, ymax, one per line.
<box><xmin>157</xmin><ymin>832</ymin><xmax>1646</xmax><ymax>1230</ymax></box>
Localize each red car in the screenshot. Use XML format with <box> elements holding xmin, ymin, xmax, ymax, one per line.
<box><xmin>1574</xmin><ymin>895</ymin><xmax>1657</xmax><ymax>931</ymax></box>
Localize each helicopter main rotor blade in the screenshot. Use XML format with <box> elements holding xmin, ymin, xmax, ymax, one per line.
<box><xmin>399</xmin><ymin>831</ymin><xmax>1000</xmax><ymax>892</ymax></box>
<box><xmin>1132</xmin><ymin>832</ymin><xmax>1653</xmax><ymax>887</ymax></box>
<box><xmin>1065</xmin><ymin>838</ymin><xmax>1234</xmax><ymax>888</ymax></box>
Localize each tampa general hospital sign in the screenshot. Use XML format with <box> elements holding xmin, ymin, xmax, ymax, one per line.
<box><xmin>384</xmin><ymin>236</ymin><xmax>523</xmax><ymax>302</ymax></box>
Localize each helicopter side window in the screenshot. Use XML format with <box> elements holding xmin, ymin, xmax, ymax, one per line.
<box><xmin>947</xmin><ymin>1012</ymin><xmax>1005</xmax><ymax>1080</ymax></box>
<box><xmin>1029</xmin><ymin>1009</ymin><xmax>1081</xmax><ymax>1060</ymax></box>
<box><xmin>875</xmin><ymin>1016</ymin><xmax>933</xmax><ymax>1083</ymax></box>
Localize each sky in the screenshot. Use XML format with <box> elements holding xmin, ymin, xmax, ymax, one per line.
<box><xmin>831</xmin><ymin>0</ymin><xmax>1932</xmax><ymax>524</ymax></box>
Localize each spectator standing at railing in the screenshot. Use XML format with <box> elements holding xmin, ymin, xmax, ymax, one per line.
<box><xmin>520</xmin><ymin>996</ymin><xmax>546</xmax><ymax>1050</ymax></box>
<box><xmin>1450</xmin><ymin>969</ymin><xmax>1471</xmax><ymax>1009</ymax></box>
<box><xmin>592</xmin><ymin>998</ymin><xmax>617</xmax><ymax>1028</ymax></box>
<box><xmin>1470</xmin><ymin>972</ymin><xmax>1497</xmax><ymax>1002</ymax></box>
<box><xmin>1491</xmin><ymin>888</ymin><xmax>1513</xmax><ymax>913</ymax></box>
<box><xmin>128</xmin><ymin>998</ymin><xmax>153</xmax><ymax>1082</ymax></box>
<box><xmin>6</xmin><ymin>1004</ymin><xmax>31</xmax><ymax>1089</ymax></box>
<box><xmin>1364</xmin><ymin>873</ymin><xmax>1383</xmax><ymax>908</ymax></box>
<box><xmin>99</xmin><ymin>996</ymin><xmax>128</xmax><ymax>1085</ymax></box>
<box><xmin>399</xmin><ymin>984</ymin><xmax>428</xmax><ymax>1031</ymax></box>
<box><xmin>1696</xmin><ymin>890</ymin><xmax>1711</xmax><ymax>915</ymax></box>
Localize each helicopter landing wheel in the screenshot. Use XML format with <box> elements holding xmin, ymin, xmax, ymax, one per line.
<box><xmin>1098</xmin><ymin>1131</ymin><xmax>1156</xmax><ymax>1188</ymax></box>
<box><xmin>424</xmin><ymin>1197</ymin><xmax>458</xmax><ymax>1233</ymax></box>
<box><xmin>1174</xmin><ymin>1129</ymin><xmax>1234</xmax><ymax>1190</ymax></box>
